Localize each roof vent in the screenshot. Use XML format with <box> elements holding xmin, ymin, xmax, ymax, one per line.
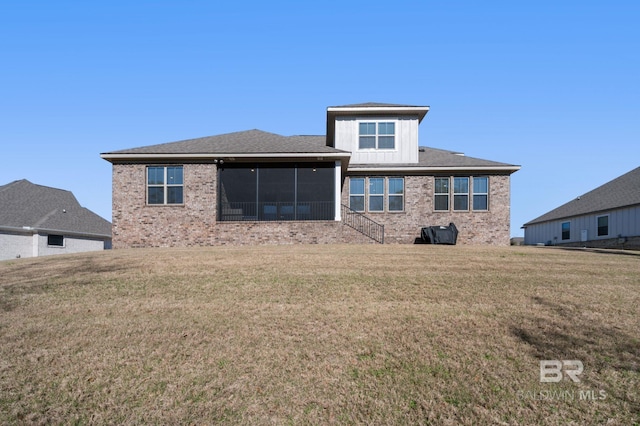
<box><xmin>418</xmin><ymin>147</ymin><xmax>426</xmax><ymax>152</ymax></box>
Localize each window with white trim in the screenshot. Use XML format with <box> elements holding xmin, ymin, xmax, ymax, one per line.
<box><xmin>388</xmin><ymin>178</ymin><xmax>404</xmax><ymax>211</ymax></box>
<box><xmin>369</xmin><ymin>178</ymin><xmax>384</xmax><ymax>212</ymax></box>
<box><xmin>147</xmin><ymin>166</ymin><xmax>184</xmax><ymax>205</ymax></box>
<box><xmin>348</xmin><ymin>177</ymin><xmax>404</xmax><ymax>213</ymax></box>
<box><xmin>349</xmin><ymin>177</ymin><xmax>365</xmax><ymax>212</ymax></box>
<box><xmin>434</xmin><ymin>176</ymin><xmax>489</xmax><ymax>212</ymax></box>
<box><xmin>473</xmin><ymin>177</ymin><xmax>489</xmax><ymax>210</ymax></box>
<box><xmin>453</xmin><ymin>177</ymin><xmax>469</xmax><ymax>211</ymax></box>
<box><xmin>597</xmin><ymin>215</ymin><xmax>609</xmax><ymax>236</ymax></box>
<box><xmin>434</xmin><ymin>177</ymin><xmax>449</xmax><ymax>211</ymax></box>
<box><xmin>358</xmin><ymin>122</ymin><xmax>395</xmax><ymax>150</ymax></box>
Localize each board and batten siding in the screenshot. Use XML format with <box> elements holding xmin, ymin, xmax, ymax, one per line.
<box><xmin>524</xmin><ymin>205</ymin><xmax>640</xmax><ymax>245</ymax></box>
<box><xmin>334</xmin><ymin>116</ymin><xmax>419</xmax><ymax>164</ymax></box>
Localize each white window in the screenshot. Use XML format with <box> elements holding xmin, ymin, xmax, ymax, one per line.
<box><xmin>435</xmin><ymin>176</ymin><xmax>489</xmax><ymax>212</ymax></box>
<box><xmin>369</xmin><ymin>178</ymin><xmax>384</xmax><ymax>212</ymax></box>
<box><xmin>473</xmin><ymin>177</ymin><xmax>489</xmax><ymax>210</ymax></box>
<box><xmin>453</xmin><ymin>177</ymin><xmax>469</xmax><ymax>211</ymax></box>
<box><xmin>147</xmin><ymin>166</ymin><xmax>184</xmax><ymax>205</ymax></box>
<box><xmin>349</xmin><ymin>178</ymin><xmax>365</xmax><ymax>212</ymax></box>
<box><xmin>388</xmin><ymin>178</ymin><xmax>404</xmax><ymax>211</ymax></box>
<box><xmin>348</xmin><ymin>177</ymin><xmax>404</xmax><ymax>213</ymax></box>
<box><xmin>434</xmin><ymin>177</ymin><xmax>449</xmax><ymax>211</ymax></box>
<box><xmin>358</xmin><ymin>122</ymin><xmax>395</xmax><ymax>150</ymax></box>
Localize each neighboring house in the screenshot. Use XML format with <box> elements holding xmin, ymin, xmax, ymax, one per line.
<box><xmin>0</xmin><ymin>180</ymin><xmax>112</xmax><ymax>260</ymax></box>
<box><xmin>101</xmin><ymin>103</ymin><xmax>520</xmax><ymax>248</ymax></box>
<box><xmin>522</xmin><ymin>167</ymin><xmax>640</xmax><ymax>249</ymax></box>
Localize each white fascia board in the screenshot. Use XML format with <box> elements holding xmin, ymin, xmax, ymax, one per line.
<box><xmin>348</xmin><ymin>165</ymin><xmax>521</xmax><ymax>173</ymax></box>
<box><xmin>0</xmin><ymin>225</ymin><xmax>110</xmax><ymax>239</ymax></box>
<box><xmin>0</xmin><ymin>225</ymin><xmax>36</xmax><ymax>234</ymax></box>
<box><xmin>101</xmin><ymin>152</ymin><xmax>351</xmax><ymax>161</ymax></box>
<box><xmin>327</xmin><ymin>106</ymin><xmax>429</xmax><ymax>114</ymax></box>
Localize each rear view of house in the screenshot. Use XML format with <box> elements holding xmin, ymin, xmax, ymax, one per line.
<box><xmin>522</xmin><ymin>167</ymin><xmax>640</xmax><ymax>249</ymax></box>
<box><xmin>0</xmin><ymin>180</ymin><xmax>112</xmax><ymax>260</ymax></box>
<box><xmin>101</xmin><ymin>103</ymin><xmax>520</xmax><ymax>248</ymax></box>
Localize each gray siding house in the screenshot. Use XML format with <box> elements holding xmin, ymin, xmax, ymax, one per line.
<box><xmin>101</xmin><ymin>103</ymin><xmax>520</xmax><ymax>248</ymax></box>
<box><xmin>0</xmin><ymin>180</ymin><xmax>112</xmax><ymax>260</ymax></box>
<box><xmin>522</xmin><ymin>167</ymin><xmax>640</xmax><ymax>249</ymax></box>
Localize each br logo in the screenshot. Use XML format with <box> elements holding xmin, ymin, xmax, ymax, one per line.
<box><xmin>540</xmin><ymin>360</ymin><xmax>583</xmax><ymax>383</ymax></box>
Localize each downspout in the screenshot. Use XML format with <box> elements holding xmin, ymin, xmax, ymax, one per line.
<box><xmin>334</xmin><ymin>160</ymin><xmax>342</xmax><ymax>221</ymax></box>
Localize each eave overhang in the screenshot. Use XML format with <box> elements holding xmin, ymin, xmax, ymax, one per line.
<box><xmin>101</xmin><ymin>152</ymin><xmax>351</xmax><ymax>161</ymax></box>
<box><xmin>0</xmin><ymin>225</ymin><xmax>111</xmax><ymax>240</ymax></box>
<box><xmin>347</xmin><ymin>165</ymin><xmax>521</xmax><ymax>173</ymax></box>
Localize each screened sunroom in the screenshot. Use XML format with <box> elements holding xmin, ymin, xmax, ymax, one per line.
<box><xmin>218</xmin><ymin>162</ymin><xmax>337</xmax><ymax>221</ymax></box>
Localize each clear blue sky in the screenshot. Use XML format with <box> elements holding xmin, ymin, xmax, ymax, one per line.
<box><xmin>2</xmin><ymin>1</ymin><xmax>639</xmax><ymax>237</ymax></box>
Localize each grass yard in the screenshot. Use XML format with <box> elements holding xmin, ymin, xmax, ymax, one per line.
<box><xmin>0</xmin><ymin>245</ymin><xmax>638</xmax><ymax>425</ymax></box>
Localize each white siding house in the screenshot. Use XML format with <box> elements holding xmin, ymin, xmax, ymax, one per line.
<box><xmin>522</xmin><ymin>167</ymin><xmax>640</xmax><ymax>249</ymax></box>
<box><xmin>333</xmin><ymin>116</ymin><xmax>421</xmax><ymax>164</ymax></box>
<box><xmin>0</xmin><ymin>180</ymin><xmax>112</xmax><ymax>261</ymax></box>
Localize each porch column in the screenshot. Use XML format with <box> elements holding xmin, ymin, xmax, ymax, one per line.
<box><xmin>334</xmin><ymin>160</ymin><xmax>342</xmax><ymax>221</ymax></box>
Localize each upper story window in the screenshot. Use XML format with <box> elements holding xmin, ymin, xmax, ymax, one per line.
<box><xmin>359</xmin><ymin>122</ymin><xmax>395</xmax><ymax>150</ymax></box>
<box><xmin>147</xmin><ymin>166</ymin><xmax>184</xmax><ymax>205</ymax></box>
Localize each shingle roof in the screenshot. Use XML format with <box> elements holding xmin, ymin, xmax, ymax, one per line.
<box><xmin>523</xmin><ymin>166</ymin><xmax>640</xmax><ymax>226</ymax></box>
<box><xmin>0</xmin><ymin>180</ymin><xmax>111</xmax><ymax>238</ymax></box>
<box><xmin>103</xmin><ymin>129</ymin><xmax>347</xmax><ymax>156</ymax></box>
<box><xmin>328</xmin><ymin>102</ymin><xmax>424</xmax><ymax>108</ymax></box>
<box><xmin>418</xmin><ymin>147</ymin><xmax>517</xmax><ymax>168</ymax></box>
<box><xmin>348</xmin><ymin>146</ymin><xmax>520</xmax><ymax>170</ymax></box>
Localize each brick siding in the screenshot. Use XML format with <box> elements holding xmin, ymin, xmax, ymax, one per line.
<box><xmin>112</xmin><ymin>164</ymin><xmax>512</xmax><ymax>248</ymax></box>
<box><xmin>342</xmin><ymin>175</ymin><xmax>512</xmax><ymax>245</ymax></box>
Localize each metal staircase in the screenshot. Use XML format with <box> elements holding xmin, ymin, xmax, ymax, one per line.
<box><xmin>341</xmin><ymin>204</ymin><xmax>384</xmax><ymax>244</ymax></box>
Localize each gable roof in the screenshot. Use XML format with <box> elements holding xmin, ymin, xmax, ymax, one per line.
<box><xmin>348</xmin><ymin>146</ymin><xmax>520</xmax><ymax>172</ymax></box>
<box><xmin>101</xmin><ymin>129</ymin><xmax>349</xmax><ymax>161</ymax></box>
<box><xmin>0</xmin><ymin>180</ymin><xmax>111</xmax><ymax>238</ymax></box>
<box><xmin>523</xmin><ymin>166</ymin><xmax>640</xmax><ymax>226</ymax></box>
